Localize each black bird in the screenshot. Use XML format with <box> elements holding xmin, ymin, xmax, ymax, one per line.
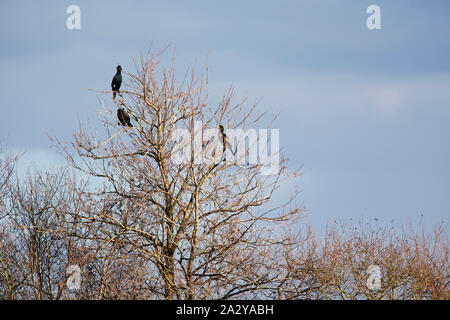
<box><xmin>218</xmin><ymin>124</ymin><xmax>226</xmax><ymax>154</ymax></box>
<box><xmin>111</xmin><ymin>65</ymin><xmax>122</xmax><ymax>99</ymax></box>
<box><xmin>218</xmin><ymin>124</ymin><xmax>234</xmax><ymax>155</ymax></box>
<box><xmin>117</xmin><ymin>107</ymin><xmax>132</xmax><ymax>127</ymax></box>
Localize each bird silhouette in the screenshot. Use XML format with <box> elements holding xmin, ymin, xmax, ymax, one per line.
<box><xmin>111</xmin><ymin>65</ymin><xmax>122</xmax><ymax>99</ymax></box>
<box><xmin>218</xmin><ymin>125</ymin><xmax>227</xmax><ymax>154</ymax></box>
<box><xmin>117</xmin><ymin>107</ymin><xmax>132</xmax><ymax>127</ymax></box>
<box><xmin>218</xmin><ymin>124</ymin><xmax>234</xmax><ymax>156</ymax></box>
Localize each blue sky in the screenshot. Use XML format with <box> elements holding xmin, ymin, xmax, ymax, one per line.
<box><xmin>1</xmin><ymin>0</ymin><xmax>449</xmax><ymax>232</ymax></box>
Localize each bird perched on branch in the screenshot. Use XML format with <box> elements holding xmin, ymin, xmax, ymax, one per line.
<box><xmin>218</xmin><ymin>124</ymin><xmax>234</xmax><ymax>155</ymax></box>
<box><xmin>117</xmin><ymin>107</ymin><xmax>132</xmax><ymax>127</ymax></box>
<box><xmin>111</xmin><ymin>65</ymin><xmax>122</xmax><ymax>99</ymax></box>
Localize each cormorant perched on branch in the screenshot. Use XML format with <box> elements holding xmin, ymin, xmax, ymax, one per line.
<box><xmin>218</xmin><ymin>124</ymin><xmax>234</xmax><ymax>155</ymax></box>
<box><xmin>111</xmin><ymin>65</ymin><xmax>122</xmax><ymax>99</ymax></box>
<box><xmin>117</xmin><ymin>107</ymin><xmax>132</xmax><ymax>127</ymax></box>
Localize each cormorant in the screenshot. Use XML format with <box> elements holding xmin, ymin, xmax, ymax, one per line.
<box><xmin>218</xmin><ymin>124</ymin><xmax>234</xmax><ymax>155</ymax></box>
<box><xmin>117</xmin><ymin>107</ymin><xmax>132</xmax><ymax>127</ymax></box>
<box><xmin>111</xmin><ymin>65</ymin><xmax>122</xmax><ymax>99</ymax></box>
<box><xmin>218</xmin><ymin>125</ymin><xmax>226</xmax><ymax>154</ymax></box>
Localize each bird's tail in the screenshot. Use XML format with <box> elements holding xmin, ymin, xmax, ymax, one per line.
<box><xmin>226</xmin><ymin>140</ymin><xmax>235</xmax><ymax>154</ymax></box>
<box><xmin>113</xmin><ymin>91</ymin><xmax>116</xmax><ymax>99</ymax></box>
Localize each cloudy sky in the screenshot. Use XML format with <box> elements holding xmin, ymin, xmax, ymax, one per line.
<box><xmin>1</xmin><ymin>0</ymin><xmax>449</xmax><ymax>232</ymax></box>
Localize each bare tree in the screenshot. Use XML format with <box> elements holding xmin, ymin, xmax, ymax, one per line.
<box><xmin>1</xmin><ymin>167</ymin><xmax>76</xmax><ymax>299</ymax></box>
<box><xmin>52</xmin><ymin>47</ymin><xmax>304</xmax><ymax>299</ymax></box>
<box><xmin>1</xmin><ymin>49</ymin><xmax>447</xmax><ymax>301</ymax></box>
<box><xmin>281</xmin><ymin>219</ymin><xmax>449</xmax><ymax>300</ymax></box>
<box><xmin>0</xmin><ymin>147</ymin><xmax>21</xmax><ymax>299</ymax></box>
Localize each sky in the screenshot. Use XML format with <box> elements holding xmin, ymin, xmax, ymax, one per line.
<box><xmin>1</xmin><ymin>0</ymin><xmax>449</xmax><ymax>233</ymax></box>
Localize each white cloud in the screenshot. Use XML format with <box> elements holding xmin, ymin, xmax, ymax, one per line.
<box><xmin>12</xmin><ymin>147</ymin><xmax>65</xmax><ymax>177</ymax></box>
<box><xmin>212</xmin><ymin>70</ymin><xmax>450</xmax><ymax>117</ymax></box>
